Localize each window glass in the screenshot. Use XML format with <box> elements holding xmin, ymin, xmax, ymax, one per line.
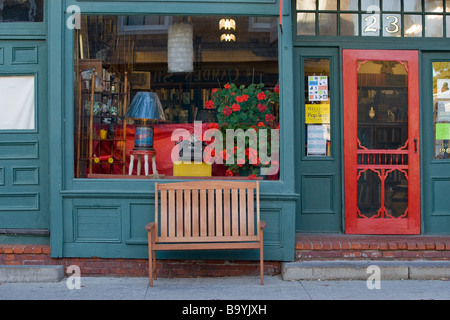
<box><xmin>0</xmin><ymin>0</ymin><xmax>44</xmax><ymax>22</ymax></box>
<box><xmin>74</xmin><ymin>15</ymin><xmax>280</xmax><ymax>180</ymax></box>
<box><xmin>297</xmin><ymin>0</ymin><xmax>316</xmax><ymax>10</ymax></box>
<box><xmin>404</xmin><ymin>0</ymin><xmax>422</xmax><ymax>12</ymax></box>
<box><xmin>446</xmin><ymin>16</ymin><xmax>450</xmax><ymax>36</ymax></box>
<box><xmin>432</xmin><ymin>62</ymin><xmax>450</xmax><ymax>159</ymax></box>
<box><xmin>382</xmin><ymin>0</ymin><xmax>401</xmax><ymax>12</ymax></box>
<box><xmin>425</xmin><ymin>0</ymin><xmax>443</xmax><ymax>12</ymax></box>
<box><xmin>404</xmin><ymin>14</ymin><xmax>423</xmax><ymax>37</ymax></box>
<box><xmin>340</xmin><ymin>13</ymin><xmax>359</xmax><ymax>36</ymax></box>
<box><xmin>425</xmin><ymin>14</ymin><xmax>443</xmax><ymax>37</ymax></box>
<box><xmin>318</xmin><ymin>13</ymin><xmax>337</xmax><ymax>36</ymax></box>
<box><xmin>297</xmin><ymin>12</ymin><xmax>316</xmax><ymax>35</ymax></box>
<box><xmin>0</xmin><ymin>76</ymin><xmax>35</xmax><ymax>130</ymax></box>
<box><xmin>304</xmin><ymin>58</ymin><xmax>331</xmax><ymax>157</ymax></box>
<box><xmin>361</xmin><ymin>0</ymin><xmax>380</xmax><ymax>12</ymax></box>
<box><xmin>318</xmin><ymin>0</ymin><xmax>336</xmax><ymax>10</ymax></box>
<box><xmin>340</xmin><ymin>0</ymin><xmax>359</xmax><ymax>11</ymax></box>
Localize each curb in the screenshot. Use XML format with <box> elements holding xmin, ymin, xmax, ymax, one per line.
<box><xmin>0</xmin><ymin>265</ymin><xmax>65</xmax><ymax>283</ymax></box>
<box><xmin>282</xmin><ymin>261</ymin><xmax>450</xmax><ymax>281</ymax></box>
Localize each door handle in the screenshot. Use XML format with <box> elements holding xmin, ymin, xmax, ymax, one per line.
<box><xmin>414</xmin><ymin>139</ymin><xmax>418</xmax><ymax>154</ymax></box>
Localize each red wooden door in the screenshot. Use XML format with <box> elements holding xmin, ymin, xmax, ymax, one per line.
<box><xmin>343</xmin><ymin>50</ymin><xmax>420</xmax><ymax>234</ymax></box>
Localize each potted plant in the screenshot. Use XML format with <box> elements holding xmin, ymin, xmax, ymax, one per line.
<box><xmin>205</xmin><ymin>83</ymin><xmax>279</xmax><ymax>178</ymax></box>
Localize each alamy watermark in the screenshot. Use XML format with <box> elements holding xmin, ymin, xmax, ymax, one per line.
<box><xmin>66</xmin><ymin>5</ymin><xmax>81</xmax><ymax>30</ymax></box>
<box><xmin>366</xmin><ymin>265</ymin><xmax>381</xmax><ymax>290</ymax></box>
<box><xmin>171</xmin><ymin>121</ymin><xmax>280</xmax><ymax>176</ymax></box>
<box><xmin>66</xmin><ymin>265</ymin><xmax>81</xmax><ymax>290</ymax></box>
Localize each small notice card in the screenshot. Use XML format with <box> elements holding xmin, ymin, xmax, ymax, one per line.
<box><xmin>308</xmin><ymin>76</ymin><xmax>328</xmax><ymax>101</ymax></box>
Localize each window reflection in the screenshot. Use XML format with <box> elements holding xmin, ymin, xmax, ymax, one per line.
<box><xmin>74</xmin><ymin>15</ymin><xmax>280</xmax><ymax>179</ymax></box>
<box><xmin>0</xmin><ymin>0</ymin><xmax>44</xmax><ymax>22</ymax></box>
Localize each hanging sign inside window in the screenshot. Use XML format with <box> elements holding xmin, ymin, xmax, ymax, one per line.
<box><xmin>308</xmin><ymin>76</ymin><xmax>328</xmax><ymax>101</ymax></box>
<box><xmin>305</xmin><ymin>104</ymin><xmax>330</xmax><ymax>124</ymax></box>
<box><xmin>436</xmin><ymin>123</ymin><xmax>450</xmax><ymax>140</ymax></box>
<box><xmin>307</xmin><ymin>125</ymin><xmax>327</xmax><ymax>156</ymax></box>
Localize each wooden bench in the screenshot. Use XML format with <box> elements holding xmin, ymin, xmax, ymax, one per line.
<box><xmin>145</xmin><ymin>180</ymin><xmax>266</xmax><ymax>286</ymax></box>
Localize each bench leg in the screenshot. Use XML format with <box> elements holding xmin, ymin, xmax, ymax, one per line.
<box><xmin>260</xmin><ymin>230</ymin><xmax>264</xmax><ymax>285</ymax></box>
<box><xmin>148</xmin><ymin>231</ymin><xmax>154</xmax><ymax>287</ymax></box>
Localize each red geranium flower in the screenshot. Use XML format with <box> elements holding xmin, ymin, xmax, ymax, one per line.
<box><xmin>224</xmin><ymin>83</ymin><xmax>231</xmax><ymax>89</ymax></box>
<box><xmin>205</xmin><ymin>100</ymin><xmax>214</xmax><ymax>109</ymax></box>
<box><xmin>257</xmin><ymin>103</ymin><xmax>267</xmax><ymax>112</ymax></box>
<box><xmin>266</xmin><ymin>114</ymin><xmax>275</xmax><ymax>122</ymax></box>
<box><xmin>257</xmin><ymin>92</ymin><xmax>266</xmax><ymax>100</ymax></box>
<box><xmin>232</xmin><ymin>104</ymin><xmax>240</xmax><ymax>112</ymax></box>
<box><xmin>223</xmin><ymin>106</ymin><xmax>232</xmax><ymax>116</ymax></box>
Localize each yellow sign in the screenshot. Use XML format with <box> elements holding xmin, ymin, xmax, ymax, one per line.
<box><xmin>305</xmin><ymin>104</ymin><xmax>330</xmax><ymax>124</ymax></box>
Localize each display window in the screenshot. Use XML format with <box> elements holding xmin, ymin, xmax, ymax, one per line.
<box><xmin>0</xmin><ymin>0</ymin><xmax>44</xmax><ymax>23</ymax></box>
<box><xmin>74</xmin><ymin>15</ymin><xmax>280</xmax><ymax>180</ymax></box>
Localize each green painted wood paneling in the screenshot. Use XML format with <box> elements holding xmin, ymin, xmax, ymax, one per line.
<box><xmin>60</xmin><ymin>193</ymin><xmax>295</xmax><ymax>261</ymax></box>
<box><xmin>294</xmin><ymin>47</ymin><xmax>342</xmax><ymax>233</ymax></box>
<box><xmin>422</xmin><ymin>52</ymin><xmax>450</xmax><ymax>234</ymax></box>
<box><xmin>0</xmin><ymin>40</ymin><xmax>49</xmax><ymax>239</ymax></box>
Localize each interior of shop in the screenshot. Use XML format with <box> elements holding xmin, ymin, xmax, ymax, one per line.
<box><xmin>74</xmin><ymin>15</ymin><xmax>279</xmax><ymax>179</ymax></box>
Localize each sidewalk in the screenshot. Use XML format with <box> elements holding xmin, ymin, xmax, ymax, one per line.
<box><xmin>1</xmin><ymin>275</ymin><xmax>449</xmax><ymax>300</ymax></box>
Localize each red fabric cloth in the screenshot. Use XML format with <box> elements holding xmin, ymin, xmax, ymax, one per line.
<box><xmin>89</xmin><ymin>123</ymin><xmax>227</xmax><ymax>176</ymax></box>
<box><xmin>88</xmin><ymin>123</ymin><xmax>278</xmax><ymax>179</ymax></box>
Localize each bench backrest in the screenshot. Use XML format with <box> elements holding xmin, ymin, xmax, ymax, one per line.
<box><xmin>154</xmin><ymin>181</ymin><xmax>260</xmax><ymax>243</ymax></box>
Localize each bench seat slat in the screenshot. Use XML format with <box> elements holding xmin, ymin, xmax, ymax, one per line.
<box><xmin>157</xmin><ymin>235</ymin><xmax>259</xmax><ymax>243</ymax></box>
<box><xmin>153</xmin><ymin>242</ymin><xmax>261</xmax><ymax>251</ymax></box>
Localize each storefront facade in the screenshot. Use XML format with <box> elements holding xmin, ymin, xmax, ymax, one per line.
<box><xmin>1</xmin><ymin>0</ymin><xmax>450</xmax><ymax>266</ymax></box>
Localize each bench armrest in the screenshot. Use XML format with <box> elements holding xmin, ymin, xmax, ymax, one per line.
<box><xmin>260</xmin><ymin>220</ymin><xmax>267</xmax><ymax>229</ymax></box>
<box><xmin>145</xmin><ymin>222</ymin><xmax>156</xmax><ymax>231</ymax></box>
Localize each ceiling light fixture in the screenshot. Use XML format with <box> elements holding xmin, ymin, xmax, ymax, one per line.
<box><xmin>219</xmin><ymin>18</ymin><xmax>236</xmax><ymax>30</ymax></box>
<box><xmin>220</xmin><ymin>34</ymin><xmax>236</xmax><ymax>42</ymax></box>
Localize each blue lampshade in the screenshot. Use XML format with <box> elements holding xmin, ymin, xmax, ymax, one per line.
<box><xmin>126</xmin><ymin>92</ymin><xmax>165</xmax><ymax>121</ymax></box>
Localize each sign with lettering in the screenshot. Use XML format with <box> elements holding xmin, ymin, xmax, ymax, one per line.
<box><xmin>305</xmin><ymin>104</ymin><xmax>330</xmax><ymax>124</ymax></box>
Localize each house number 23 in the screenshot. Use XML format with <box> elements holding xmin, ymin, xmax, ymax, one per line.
<box><xmin>364</xmin><ymin>15</ymin><xmax>399</xmax><ymax>34</ymax></box>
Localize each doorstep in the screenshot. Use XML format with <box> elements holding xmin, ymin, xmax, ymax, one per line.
<box><xmin>282</xmin><ymin>260</ymin><xmax>450</xmax><ymax>280</ymax></box>
<box><xmin>295</xmin><ymin>233</ymin><xmax>450</xmax><ymax>260</ymax></box>
<box><xmin>0</xmin><ymin>265</ymin><xmax>65</xmax><ymax>283</ymax></box>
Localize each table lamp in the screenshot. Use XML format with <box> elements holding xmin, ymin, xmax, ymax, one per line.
<box><xmin>125</xmin><ymin>92</ymin><xmax>165</xmax><ymax>151</ymax></box>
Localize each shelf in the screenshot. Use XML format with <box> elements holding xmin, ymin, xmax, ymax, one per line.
<box><xmin>76</xmin><ymin>59</ymin><xmax>129</xmax><ymax>178</ymax></box>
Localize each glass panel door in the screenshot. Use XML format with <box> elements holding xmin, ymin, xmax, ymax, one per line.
<box><xmin>343</xmin><ymin>50</ymin><xmax>420</xmax><ymax>234</ymax></box>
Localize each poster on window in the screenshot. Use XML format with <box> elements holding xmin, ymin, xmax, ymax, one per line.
<box><xmin>0</xmin><ymin>76</ymin><xmax>35</xmax><ymax>130</ymax></box>
<box><xmin>307</xmin><ymin>124</ymin><xmax>327</xmax><ymax>156</ymax></box>
<box><xmin>308</xmin><ymin>76</ymin><xmax>328</xmax><ymax>101</ymax></box>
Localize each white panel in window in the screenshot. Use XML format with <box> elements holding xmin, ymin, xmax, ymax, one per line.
<box><xmin>0</xmin><ymin>76</ymin><xmax>35</xmax><ymax>130</ymax></box>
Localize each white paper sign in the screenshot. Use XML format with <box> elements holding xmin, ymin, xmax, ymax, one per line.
<box><xmin>307</xmin><ymin>124</ymin><xmax>327</xmax><ymax>156</ymax></box>
<box><xmin>0</xmin><ymin>76</ymin><xmax>35</xmax><ymax>130</ymax></box>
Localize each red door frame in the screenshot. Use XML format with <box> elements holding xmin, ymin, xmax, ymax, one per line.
<box><xmin>343</xmin><ymin>49</ymin><xmax>420</xmax><ymax>234</ymax></box>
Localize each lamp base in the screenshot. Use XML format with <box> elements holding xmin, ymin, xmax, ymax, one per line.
<box><xmin>134</xmin><ymin>124</ymin><xmax>154</xmax><ymax>151</ymax></box>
